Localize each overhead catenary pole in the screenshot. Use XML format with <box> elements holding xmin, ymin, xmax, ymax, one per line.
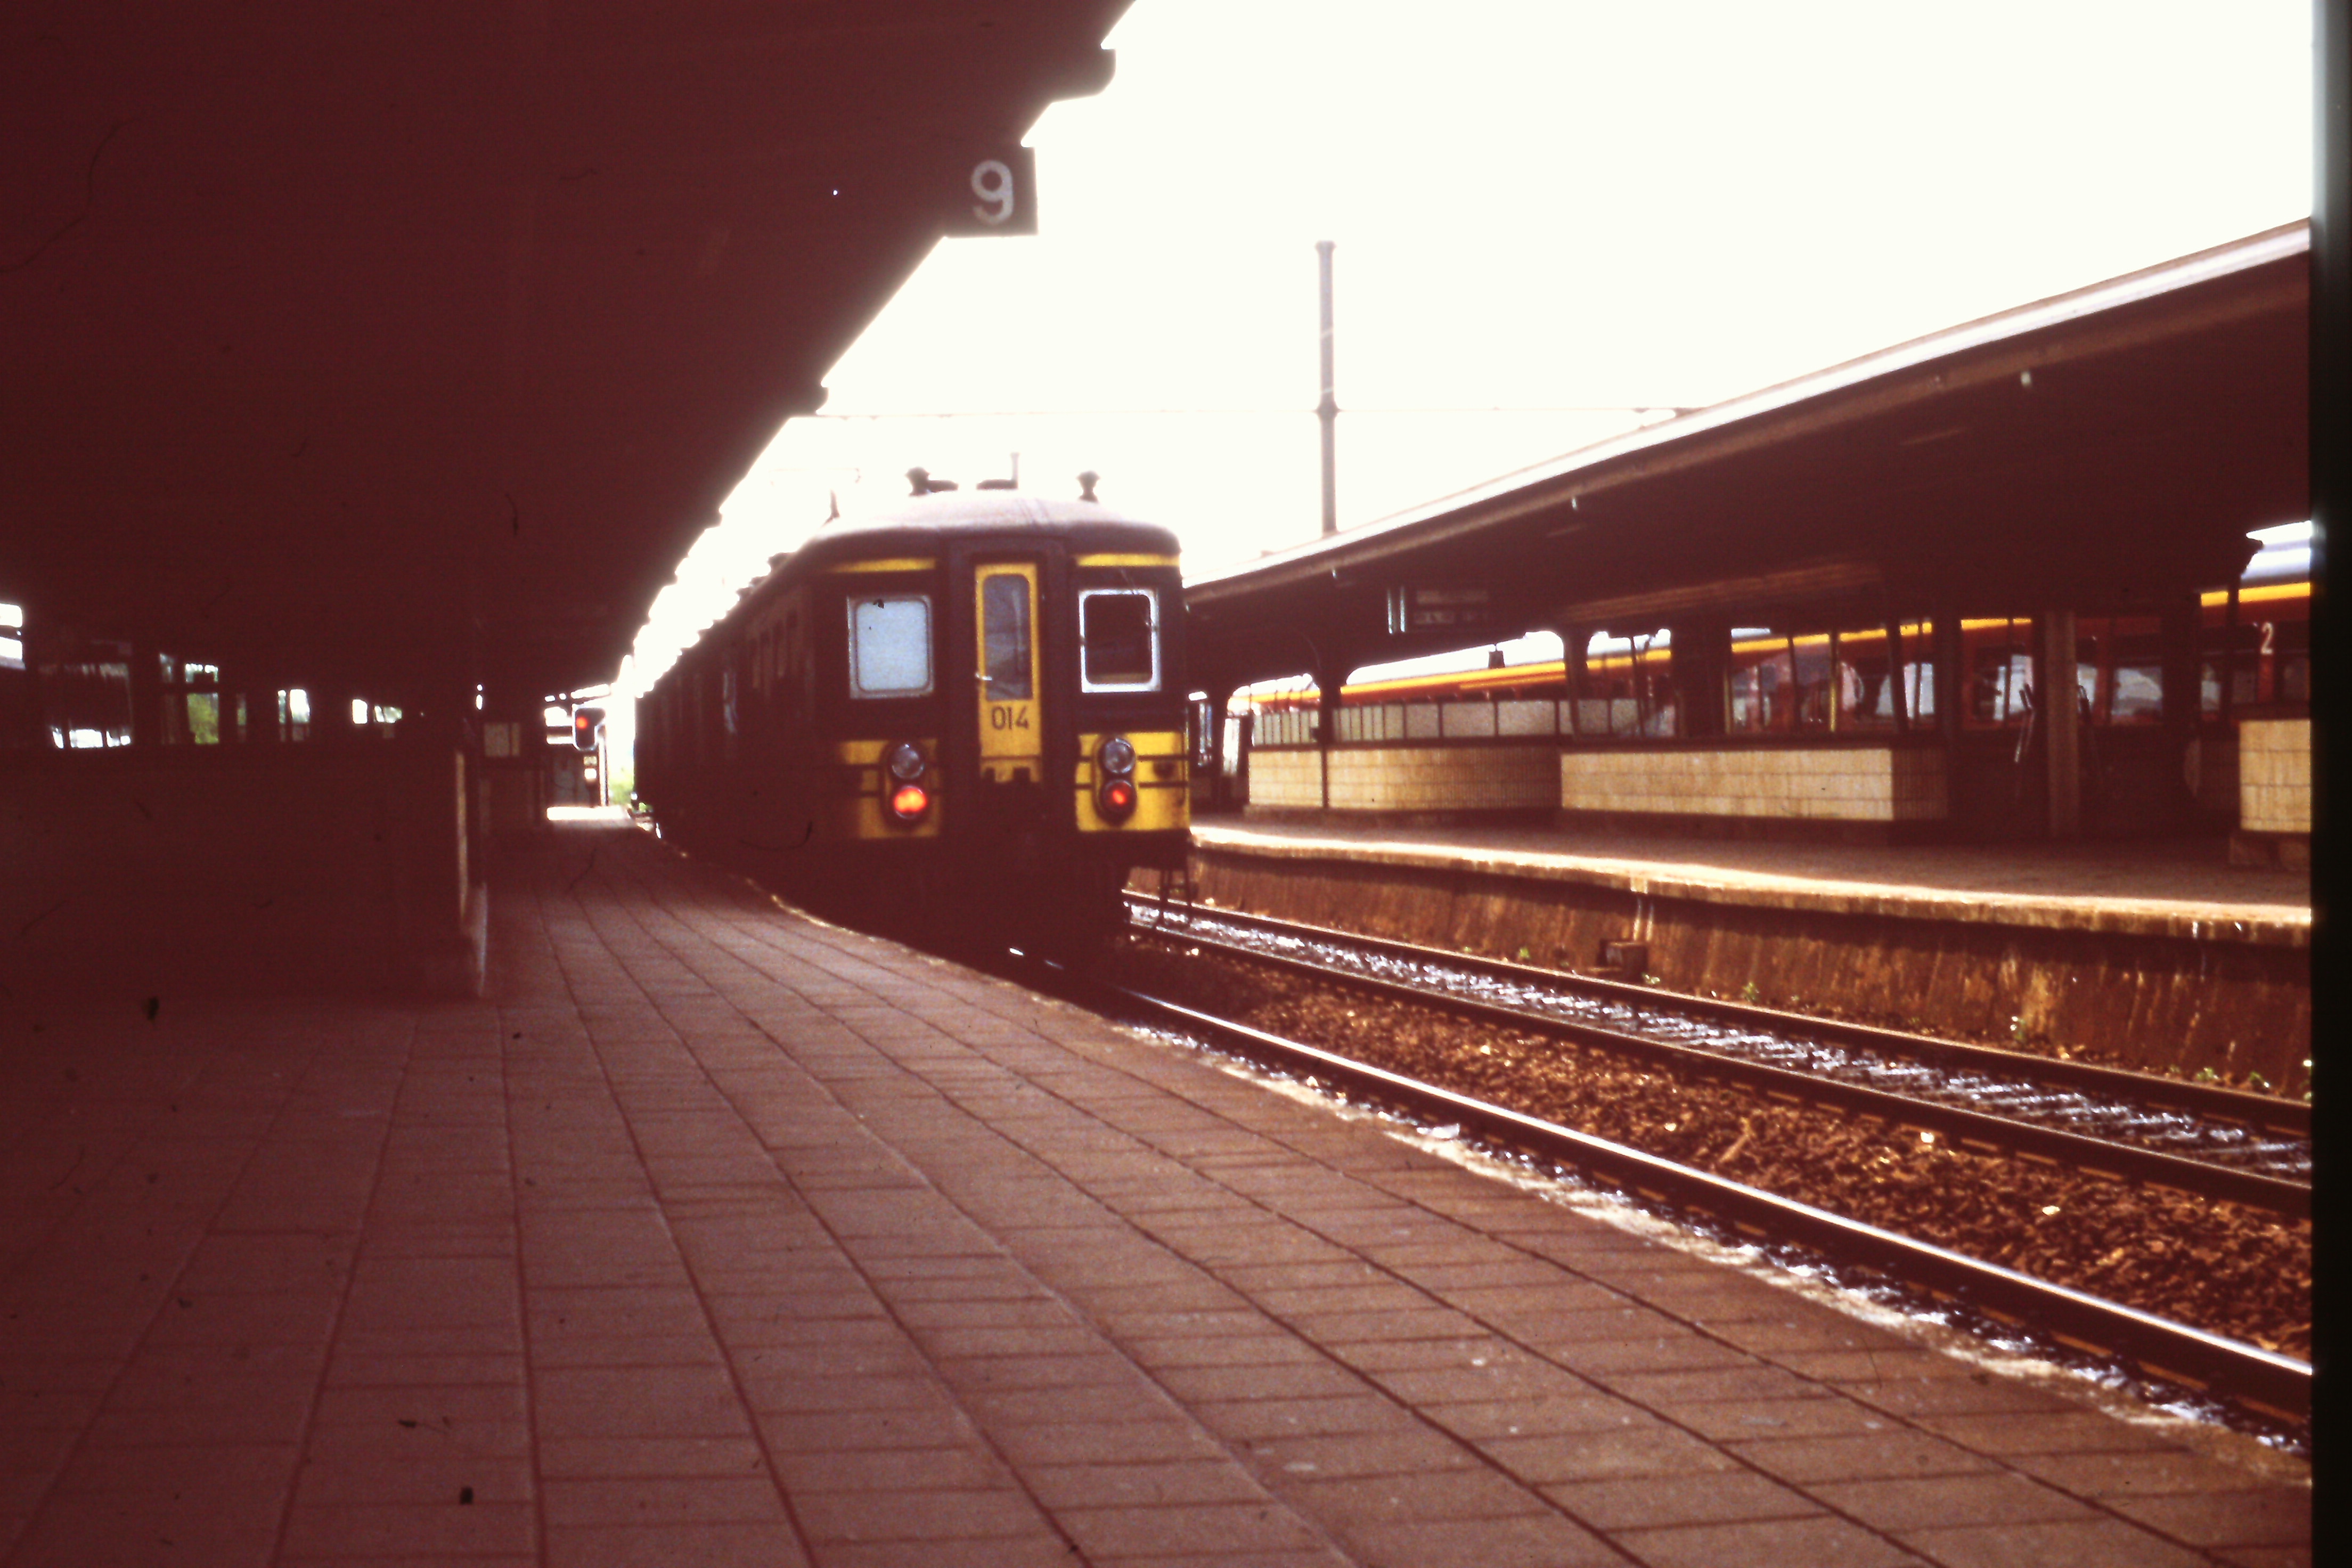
<box><xmin>1317</xmin><ymin>240</ymin><xmax>1337</xmax><ymax>537</ymax></box>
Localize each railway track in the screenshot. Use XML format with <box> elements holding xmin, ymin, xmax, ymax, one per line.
<box><xmin>1078</xmin><ymin>968</ymin><xmax>2312</xmax><ymax>1424</ymax></box>
<box><xmin>1124</xmin><ymin>895</ymin><xmax>2310</xmax><ymax>1218</ymax></box>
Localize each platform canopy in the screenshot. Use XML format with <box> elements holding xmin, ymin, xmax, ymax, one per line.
<box><xmin>2</xmin><ymin>1</ymin><xmax>1129</xmax><ymax>699</ymax></box>
<box><xmin>1186</xmin><ymin>224</ymin><xmax>2310</xmax><ymax>690</ymax></box>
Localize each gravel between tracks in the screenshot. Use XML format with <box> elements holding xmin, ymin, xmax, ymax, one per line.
<box><xmin>1114</xmin><ymin>933</ymin><xmax>2312</xmax><ymax>1360</ymax></box>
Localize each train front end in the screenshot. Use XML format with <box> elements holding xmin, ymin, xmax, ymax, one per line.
<box><xmin>811</xmin><ymin>494</ymin><xmax>1190</xmax><ymax>937</ymax></box>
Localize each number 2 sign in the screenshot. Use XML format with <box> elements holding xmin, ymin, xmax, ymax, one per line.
<box><xmin>944</xmin><ymin>145</ymin><xmax>1037</xmax><ymax>237</ymax></box>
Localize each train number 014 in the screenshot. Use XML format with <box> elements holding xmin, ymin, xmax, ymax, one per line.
<box><xmin>989</xmin><ymin>705</ymin><xmax>1032</xmax><ymax>731</ymax></box>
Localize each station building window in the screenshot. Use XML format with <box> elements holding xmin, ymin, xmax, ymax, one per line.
<box><xmin>1727</xmin><ymin>620</ymin><xmax>1937</xmax><ymax>735</ymax></box>
<box><xmin>1829</xmin><ymin>625</ymin><xmax>1885</xmax><ymax>731</ymax></box>
<box><xmin>1964</xmin><ymin>619</ymin><xmax>2035</xmax><ymax>730</ymax></box>
<box><xmin>1823</xmin><ymin>620</ymin><xmax>1936</xmax><ymax>731</ymax></box>
<box><xmin>1245</xmin><ymin>677</ymin><xmax>1318</xmax><ymax>747</ymax></box>
<box><xmin>1893</xmin><ymin>620</ymin><xmax>1936</xmax><ymax>725</ymax></box>
<box><xmin>2075</xmin><ymin>615</ymin><xmax>2166</xmax><ymax>725</ymax></box>
<box><xmin>41</xmin><ymin>638</ymin><xmax>134</xmax><ymax>749</ymax></box>
<box><xmin>277</xmin><ymin>687</ymin><xmax>311</xmax><ymax>742</ymax></box>
<box><xmin>1571</xmin><ymin>630</ymin><xmax>1675</xmax><ymax>739</ymax></box>
<box><xmin>2200</xmin><ymin>583</ymin><xmax>2309</xmax><ymax>718</ymax></box>
<box><xmin>1726</xmin><ymin>628</ymin><xmax>1839</xmax><ymax>734</ymax></box>
<box><xmin>721</xmin><ymin>663</ymin><xmax>739</xmax><ymax>760</ymax></box>
<box><xmin>1727</xmin><ymin>630</ymin><xmax>1795</xmax><ymax>733</ymax></box>
<box><xmin>1</xmin><ymin>604</ymin><xmax>36</xmax><ymax>749</ymax></box>
<box><xmin>345</xmin><ymin>698</ymin><xmax>401</xmax><ymax>737</ymax></box>
<box><xmin>162</xmin><ymin>657</ymin><xmax>223</xmax><ymax>744</ymax></box>
<box><xmin>1961</xmin><ymin>615</ymin><xmax>2174</xmax><ymax>731</ymax></box>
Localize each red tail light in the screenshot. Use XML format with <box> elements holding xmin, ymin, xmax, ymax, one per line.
<box><xmin>1098</xmin><ymin>778</ymin><xmax>1137</xmax><ymax>821</ymax></box>
<box><xmin>889</xmin><ymin>782</ymin><xmax>930</xmax><ymax>821</ymax></box>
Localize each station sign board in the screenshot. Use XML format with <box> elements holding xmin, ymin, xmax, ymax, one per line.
<box><xmin>943</xmin><ymin>145</ymin><xmax>1039</xmax><ymax>236</ymax></box>
<box><xmin>1386</xmin><ymin>584</ymin><xmax>1498</xmax><ymax>635</ymax></box>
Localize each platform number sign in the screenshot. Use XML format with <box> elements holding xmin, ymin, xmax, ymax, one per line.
<box><xmin>945</xmin><ymin>145</ymin><xmax>1038</xmax><ymax>236</ymax></box>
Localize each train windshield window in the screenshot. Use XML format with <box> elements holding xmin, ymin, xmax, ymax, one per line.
<box><xmin>982</xmin><ymin>575</ymin><xmax>1033</xmax><ymax>700</ymax></box>
<box><xmin>849</xmin><ymin>595</ymin><xmax>933</xmax><ymax>698</ymax></box>
<box><xmin>1080</xmin><ymin>589</ymin><xmax>1158</xmax><ymax>692</ymax></box>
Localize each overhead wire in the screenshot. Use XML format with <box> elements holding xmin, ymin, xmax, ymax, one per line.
<box><xmin>801</xmin><ymin>404</ymin><xmax>1702</xmax><ymax>419</ymax></box>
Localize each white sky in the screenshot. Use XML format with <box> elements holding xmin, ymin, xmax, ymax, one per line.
<box><xmin>609</xmin><ymin>0</ymin><xmax>2313</xmax><ymax>742</ymax></box>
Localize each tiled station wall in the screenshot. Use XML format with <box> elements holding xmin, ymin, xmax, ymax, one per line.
<box><xmin>1255</xmin><ymin>741</ymin><xmax>1950</xmax><ymax>823</ymax></box>
<box><xmin>1245</xmin><ymin>745</ymin><xmax>1559</xmax><ymax>812</ymax></box>
<box><xmin>1559</xmin><ymin>745</ymin><xmax>1949</xmax><ymax>823</ymax></box>
<box><xmin>2239</xmin><ymin>718</ymin><xmax>2312</xmax><ymax>834</ymax></box>
<box><xmin>1331</xmin><ymin>746</ymin><xmax>1559</xmax><ymax>812</ymax></box>
<box><xmin>1245</xmin><ymin>748</ymin><xmax>1325</xmax><ymax>808</ymax></box>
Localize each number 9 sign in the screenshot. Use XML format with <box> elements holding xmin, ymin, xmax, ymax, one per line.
<box><xmin>944</xmin><ymin>145</ymin><xmax>1036</xmax><ymax>237</ymax></box>
<box><xmin>971</xmin><ymin>160</ymin><xmax>1015</xmax><ymax>225</ymax></box>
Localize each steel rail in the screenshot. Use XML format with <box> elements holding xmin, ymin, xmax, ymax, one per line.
<box><xmin>1126</xmin><ymin>895</ymin><xmax>2307</xmax><ymax>1136</ymax></box>
<box><xmin>1134</xmin><ymin>917</ymin><xmax>2308</xmax><ymax>1218</ymax></box>
<box><xmin>1108</xmin><ymin>982</ymin><xmax>2312</xmax><ymax>1421</ymax></box>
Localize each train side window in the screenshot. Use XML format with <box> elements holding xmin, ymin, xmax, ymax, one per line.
<box><xmin>1079</xmin><ymin>588</ymin><xmax>1159</xmax><ymax>692</ymax></box>
<box><xmin>981</xmin><ymin>575</ymin><xmax>1033</xmax><ymax>700</ymax></box>
<box><xmin>848</xmin><ymin>595</ymin><xmax>934</xmax><ymax>698</ymax></box>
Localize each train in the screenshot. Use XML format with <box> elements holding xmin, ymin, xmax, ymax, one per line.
<box><xmin>635</xmin><ymin>475</ymin><xmax>1191</xmax><ymax>943</ymax></box>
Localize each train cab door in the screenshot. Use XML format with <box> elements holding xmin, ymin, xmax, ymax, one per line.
<box><xmin>967</xmin><ymin>557</ymin><xmax>1049</xmax><ymax>843</ymax></box>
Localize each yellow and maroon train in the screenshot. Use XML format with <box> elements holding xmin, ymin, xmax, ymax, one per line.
<box><xmin>636</xmin><ymin>480</ymin><xmax>1190</xmax><ymax>939</ymax></box>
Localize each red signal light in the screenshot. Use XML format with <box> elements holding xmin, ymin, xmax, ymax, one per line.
<box><xmin>1099</xmin><ymin>778</ymin><xmax>1137</xmax><ymax>820</ymax></box>
<box><xmin>889</xmin><ymin>782</ymin><xmax>930</xmax><ymax>821</ymax></box>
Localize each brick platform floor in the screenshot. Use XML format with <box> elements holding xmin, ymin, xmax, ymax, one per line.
<box><xmin>0</xmin><ymin>823</ymin><xmax>2306</xmax><ymax>1566</ymax></box>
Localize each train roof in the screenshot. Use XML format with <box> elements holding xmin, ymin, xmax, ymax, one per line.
<box><xmin>784</xmin><ymin>489</ymin><xmax>1181</xmax><ymax>572</ymax></box>
<box><xmin>655</xmin><ymin>489</ymin><xmax>1183</xmax><ymax>684</ymax></box>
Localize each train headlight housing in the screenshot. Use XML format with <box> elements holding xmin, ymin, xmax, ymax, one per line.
<box><xmin>885</xmin><ymin>741</ymin><xmax>932</xmax><ymax>823</ymax></box>
<box><xmin>1095</xmin><ymin>734</ymin><xmax>1138</xmax><ymax>823</ymax></box>
<box><xmin>889</xmin><ymin>782</ymin><xmax>931</xmax><ymax>821</ymax></box>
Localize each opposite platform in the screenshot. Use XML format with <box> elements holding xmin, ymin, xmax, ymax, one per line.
<box><xmin>1180</xmin><ymin>820</ymin><xmax>2309</xmax><ymax>1088</ymax></box>
<box><xmin>1187</xmin><ymin>821</ymin><xmax>2310</xmax><ymax>944</ymax></box>
<box><xmin>0</xmin><ymin>822</ymin><xmax>2307</xmax><ymax>1567</ymax></box>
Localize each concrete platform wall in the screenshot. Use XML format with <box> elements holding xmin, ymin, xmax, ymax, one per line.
<box><xmin>1</xmin><ymin>745</ymin><xmax>482</xmax><ymax>1002</ymax></box>
<box><xmin>1185</xmin><ymin>843</ymin><xmax>2309</xmax><ymax>1092</ymax></box>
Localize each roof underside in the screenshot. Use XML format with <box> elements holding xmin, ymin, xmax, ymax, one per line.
<box><xmin>1187</xmin><ymin>226</ymin><xmax>2310</xmax><ymax>689</ymax></box>
<box><xmin>3</xmin><ymin>1</ymin><xmax>1131</xmax><ymax>698</ymax></box>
